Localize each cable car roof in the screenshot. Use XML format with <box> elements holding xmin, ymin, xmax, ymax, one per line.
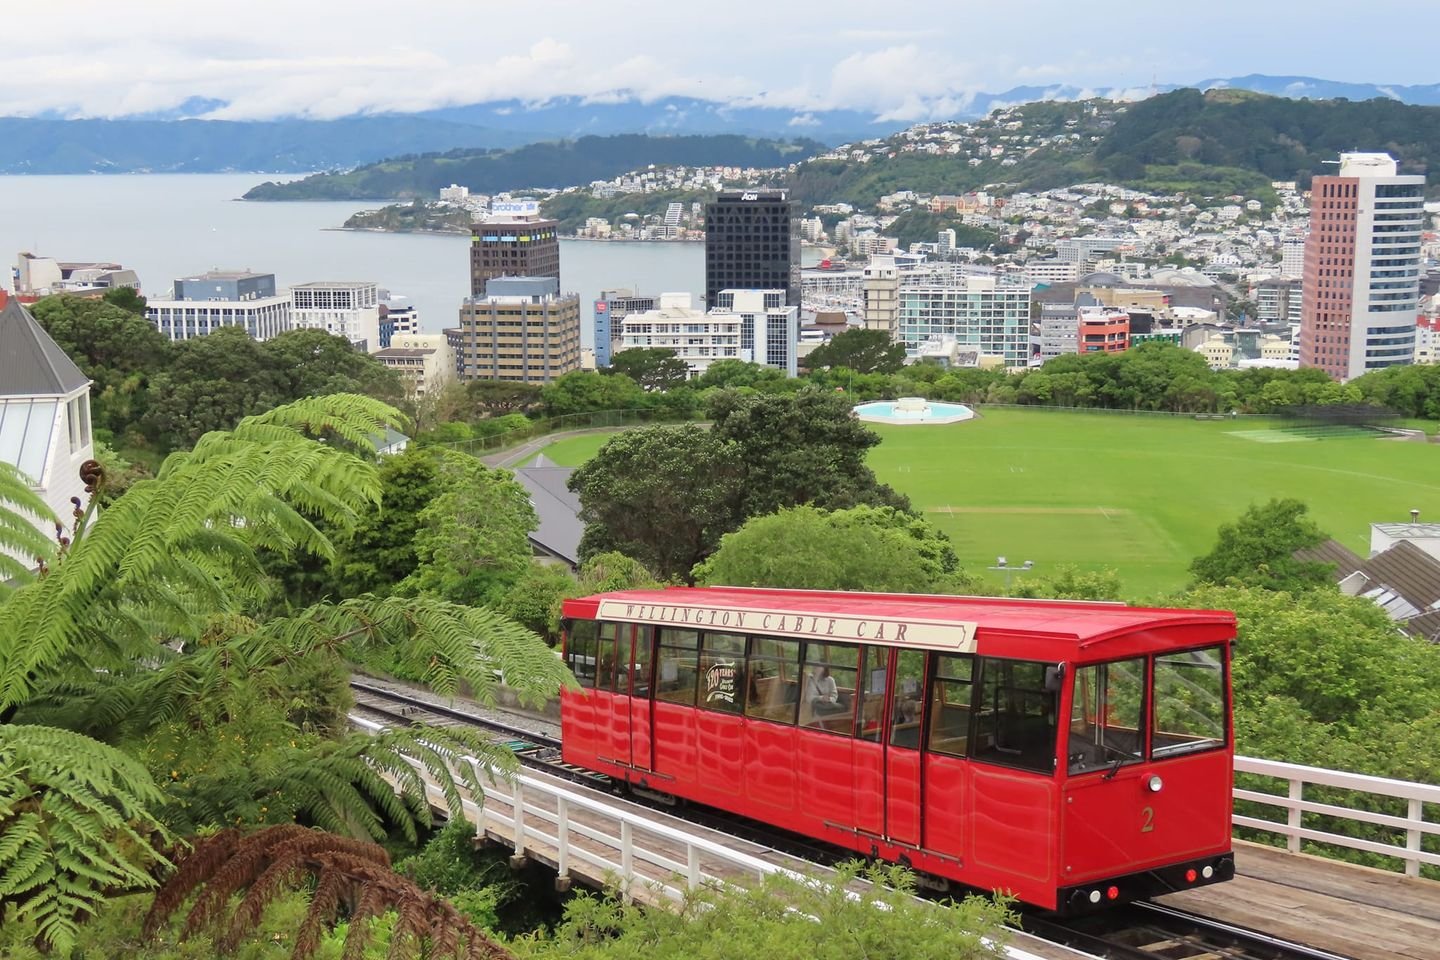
<box><xmin>563</xmin><ymin>586</ymin><xmax>1235</xmax><ymax>657</ymax></box>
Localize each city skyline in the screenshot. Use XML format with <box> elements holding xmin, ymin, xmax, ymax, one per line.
<box><xmin>10</xmin><ymin>2</ymin><xmax>1440</xmax><ymax>122</ymax></box>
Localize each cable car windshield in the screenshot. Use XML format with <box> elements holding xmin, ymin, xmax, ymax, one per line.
<box><xmin>1151</xmin><ymin>646</ymin><xmax>1228</xmax><ymax>758</ymax></box>
<box><xmin>1067</xmin><ymin>657</ymin><xmax>1146</xmax><ymax>775</ymax></box>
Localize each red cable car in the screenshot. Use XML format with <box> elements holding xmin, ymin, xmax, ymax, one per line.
<box><xmin>560</xmin><ymin>587</ymin><xmax>1236</xmax><ymax>912</ymax></box>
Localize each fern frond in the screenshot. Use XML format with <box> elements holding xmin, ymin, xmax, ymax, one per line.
<box><xmin>147</xmin><ymin>824</ymin><xmax>508</xmax><ymax>960</ymax></box>
<box><xmin>0</xmin><ymin>724</ymin><xmax>172</xmax><ymax>955</ymax></box>
<box><xmin>0</xmin><ymin>460</ymin><xmax>56</xmax><ymax>580</ymax></box>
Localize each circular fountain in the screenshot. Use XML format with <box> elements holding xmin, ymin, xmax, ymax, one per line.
<box><xmin>851</xmin><ymin>397</ymin><xmax>976</xmax><ymax>425</ymax></box>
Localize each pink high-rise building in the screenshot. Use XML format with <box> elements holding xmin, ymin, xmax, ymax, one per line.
<box><xmin>1299</xmin><ymin>153</ymin><xmax>1425</xmax><ymax>382</ymax></box>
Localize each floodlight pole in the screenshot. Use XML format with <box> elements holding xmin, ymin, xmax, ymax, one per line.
<box><xmin>987</xmin><ymin>557</ymin><xmax>1034</xmax><ymax>592</ymax></box>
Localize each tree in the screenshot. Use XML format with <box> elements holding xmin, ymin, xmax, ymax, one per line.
<box><xmin>31</xmin><ymin>293</ymin><xmax>172</xmax><ymax>438</ymax></box>
<box><xmin>805</xmin><ymin>328</ymin><xmax>907</xmax><ymax>375</ymax></box>
<box><xmin>607</xmin><ymin>348</ymin><xmax>691</xmax><ymax>391</ymax></box>
<box><xmin>466</xmin><ymin>379</ymin><xmax>544</xmax><ymax>417</ymax></box>
<box><xmin>693</xmin><ymin>505</ymin><xmax>969</xmax><ymax>592</ymax></box>
<box><xmin>144</xmin><ymin>825</ymin><xmax>511</xmax><ymax>960</ymax></box>
<box><xmin>261</xmin><ymin>328</ymin><xmax>404</xmax><ymax>406</ymax></box>
<box><xmin>1010</xmin><ymin>565</ymin><xmax>1124</xmax><ymax>600</ymax></box>
<box><xmin>707</xmin><ymin>389</ymin><xmax>912</xmax><ymax>517</ymax></box>
<box><xmin>402</xmin><ymin>453</ymin><xmax>538</xmax><ymax>607</ymax></box>
<box><xmin>694</xmin><ymin>359</ymin><xmax>788</xmax><ymax>391</ymax></box>
<box><xmin>1189</xmin><ymin>498</ymin><xmax>1333</xmax><ymax>592</ymax></box>
<box><xmin>518</xmin><ymin>862</ymin><xmax>1007</xmax><ymax>960</ymax></box>
<box><xmin>539</xmin><ymin>370</ymin><xmax>647</xmax><ymax>418</ymax></box>
<box><xmin>499</xmin><ymin>552</ymin><xmax>661</xmax><ymax>644</ymax></box>
<box><xmin>0</xmin><ymin>395</ymin><xmax>570</xmax><ymax>952</ymax></box>
<box><xmin>330</xmin><ymin>446</ymin><xmax>444</xmax><ymax>597</ymax></box>
<box><xmin>569</xmin><ymin>426</ymin><xmax>744</xmax><ymax>582</ymax></box>
<box><xmin>101</xmin><ymin>286</ymin><xmax>147</xmax><ymax>315</ymax></box>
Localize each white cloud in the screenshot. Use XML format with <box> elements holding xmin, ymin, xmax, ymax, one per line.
<box><xmin>2</xmin><ymin>1</ymin><xmax>1436</xmax><ymax>121</ymax></box>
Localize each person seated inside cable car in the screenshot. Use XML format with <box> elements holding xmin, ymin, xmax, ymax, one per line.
<box><xmin>806</xmin><ymin>667</ymin><xmax>847</xmax><ymax>714</ymax></box>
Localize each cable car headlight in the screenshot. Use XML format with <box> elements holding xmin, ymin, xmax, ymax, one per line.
<box><xmin>1147</xmin><ymin>775</ymin><xmax>1164</xmax><ymax>793</ymax></box>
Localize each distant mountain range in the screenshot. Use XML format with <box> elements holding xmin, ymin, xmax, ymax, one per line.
<box><xmin>6</xmin><ymin>74</ymin><xmax>1440</xmax><ymax>175</ymax></box>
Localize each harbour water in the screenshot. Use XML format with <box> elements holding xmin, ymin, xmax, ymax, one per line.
<box><xmin>0</xmin><ymin>174</ymin><xmax>709</xmax><ymax>348</ymax></box>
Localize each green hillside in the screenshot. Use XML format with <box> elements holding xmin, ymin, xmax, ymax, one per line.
<box><xmin>244</xmin><ymin>134</ymin><xmax>822</xmax><ymax>200</ymax></box>
<box><xmin>787</xmin><ymin>90</ymin><xmax>1440</xmax><ymax>209</ymax></box>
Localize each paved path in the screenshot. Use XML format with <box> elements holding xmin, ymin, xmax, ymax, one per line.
<box><xmin>481</xmin><ymin>426</ymin><xmax>631</xmax><ymax>469</ymax></box>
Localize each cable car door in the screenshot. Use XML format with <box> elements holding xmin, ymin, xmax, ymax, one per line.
<box><xmin>884</xmin><ymin>649</ymin><xmax>926</xmax><ymax>846</ymax></box>
<box><xmin>627</xmin><ymin>625</ymin><xmax>654</xmax><ymax>772</ymax></box>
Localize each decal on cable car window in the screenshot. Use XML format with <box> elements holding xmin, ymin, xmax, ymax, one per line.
<box><xmin>705</xmin><ymin>660</ymin><xmax>738</xmax><ymax>705</ymax></box>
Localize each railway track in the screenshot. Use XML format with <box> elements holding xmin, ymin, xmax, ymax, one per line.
<box><xmin>348</xmin><ymin>677</ymin><xmax>1355</xmax><ymax>960</ymax></box>
<box><xmin>1024</xmin><ymin>901</ymin><xmax>1357</xmax><ymax>960</ymax></box>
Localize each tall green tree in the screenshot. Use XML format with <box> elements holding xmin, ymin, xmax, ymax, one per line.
<box><xmin>694</xmin><ymin>505</ymin><xmax>974</xmax><ymax>592</ymax></box>
<box><xmin>607</xmin><ymin>348</ymin><xmax>692</xmax><ymax>391</ymax></box>
<box><xmin>804</xmin><ymin>328</ymin><xmax>907</xmax><ymax>375</ymax></box>
<box><xmin>569</xmin><ymin>426</ymin><xmax>744</xmax><ymax>582</ymax></box>
<box><xmin>708</xmin><ymin>389</ymin><xmax>912</xmax><ymax>516</ymax></box>
<box><xmin>401</xmin><ymin>453</ymin><xmax>538</xmax><ymax>607</ymax></box>
<box><xmin>540</xmin><ymin>370</ymin><xmax>648</xmax><ymax>418</ymax></box>
<box><xmin>1189</xmin><ymin>498</ymin><xmax>1333</xmax><ymax>592</ymax></box>
<box><xmin>331</xmin><ymin>446</ymin><xmax>443</xmax><ymax>597</ymax></box>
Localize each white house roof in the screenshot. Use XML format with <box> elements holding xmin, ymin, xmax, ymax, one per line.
<box><xmin>0</xmin><ymin>298</ymin><xmax>90</xmax><ymax>397</ymax></box>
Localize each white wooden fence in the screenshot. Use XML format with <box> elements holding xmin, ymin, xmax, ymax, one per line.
<box><xmin>1233</xmin><ymin>755</ymin><xmax>1440</xmax><ymax>878</ymax></box>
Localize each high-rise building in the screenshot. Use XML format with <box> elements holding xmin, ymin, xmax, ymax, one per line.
<box><xmin>594</xmin><ymin>289</ymin><xmax>657</xmax><ymax>367</ymax></box>
<box><xmin>145</xmin><ymin>270</ymin><xmax>290</xmax><ymax>341</ymax></box>
<box><xmin>469</xmin><ymin>201</ymin><xmax>560</xmax><ymax>297</ymax></box>
<box><xmin>290</xmin><ymin>281</ymin><xmax>380</xmax><ymax>351</ymax></box>
<box><xmin>455</xmin><ymin>276</ymin><xmax>580</xmax><ymax>384</ymax></box>
<box><xmin>1279</xmin><ymin>234</ymin><xmax>1307</xmax><ymax>280</ymax></box>
<box><xmin>862</xmin><ymin>256</ymin><xmax>899</xmax><ymax>334</ymax></box>
<box><xmin>704</xmin><ymin>190</ymin><xmax>799</xmax><ymax>308</ymax></box>
<box><xmin>1299</xmin><ymin>153</ymin><xmax>1425</xmax><ymax>381</ymax></box>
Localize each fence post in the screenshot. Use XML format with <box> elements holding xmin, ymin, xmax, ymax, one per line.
<box><xmin>1406</xmin><ymin>798</ymin><xmax>1423</xmax><ymax>878</ymax></box>
<box><xmin>620</xmin><ymin>821</ymin><xmax>634</xmax><ymax>902</ymax></box>
<box><xmin>687</xmin><ymin>844</ymin><xmax>701</xmax><ymax>890</ymax></box>
<box><xmin>557</xmin><ymin>796</ymin><xmax>569</xmax><ymax>880</ymax></box>
<box><xmin>513</xmin><ymin>780</ymin><xmax>526</xmax><ymax>858</ymax></box>
<box><xmin>1287</xmin><ymin>778</ymin><xmax>1303</xmax><ymax>854</ymax></box>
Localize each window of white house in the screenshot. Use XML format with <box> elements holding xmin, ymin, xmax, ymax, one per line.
<box><xmin>66</xmin><ymin>395</ymin><xmax>91</xmax><ymax>454</ymax></box>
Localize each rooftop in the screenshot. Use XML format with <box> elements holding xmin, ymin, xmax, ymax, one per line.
<box><xmin>177</xmin><ymin>270</ymin><xmax>270</xmax><ymax>281</ymax></box>
<box><xmin>0</xmin><ymin>296</ymin><xmax>91</xmax><ymax>397</ymax></box>
<box><xmin>291</xmin><ymin>281</ymin><xmax>377</xmax><ymax>290</ymax></box>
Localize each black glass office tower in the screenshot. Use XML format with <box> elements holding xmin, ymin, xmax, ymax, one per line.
<box><xmin>704</xmin><ymin>190</ymin><xmax>800</xmax><ymax>307</ymax></box>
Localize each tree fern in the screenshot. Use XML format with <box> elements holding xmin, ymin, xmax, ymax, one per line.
<box><xmin>144</xmin><ymin>825</ymin><xmax>512</xmax><ymax>960</ymax></box>
<box><xmin>0</xmin><ymin>461</ymin><xmax>55</xmax><ymax>587</ymax></box>
<box><xmin>0</xmin><ymin>725</ymin><xmax>171</xmax><ymax>955</ymax></box>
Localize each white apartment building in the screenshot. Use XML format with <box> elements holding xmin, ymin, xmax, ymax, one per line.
<box><xmin>617</xmin><ymin>293</ymin><xmax>741</xmax><ymax>377</ymax></box>
<box><xmin>862</xmin><ymin>256</ymin><xmax>899</xmax><ymax>334</ymax></box>
<box><xmin>1024</xmin><ymin>260</ymin><xmax>1081</xmax><ymax>285</ymax></box>
<box><xmin>618</xmin><ymin>290</ymin><xmax>799</xmax><ymax>378</ymax></box>
<box><xmin>1280</xmin><ymin>234</ymin><xmax>1307</xmax><ymax>279</ymax></box>
<box><xmin>896</xmin><ymin>276</ymin><xmax>1033</xmax><ymax>367</ymax></box>
<box><xmin>146</xmin><ymin>270</ymin><xmax>290</xmax><ymax>342</ymax></box>
<box><xmin>290</xmin><ymin>281</ymin><xmax>381</xmax><ymax>351</ymax></box>
<box><xmin>373</xmin><ymin>333</ymin><xmax>456</xmax><ymax>397</ymax></box>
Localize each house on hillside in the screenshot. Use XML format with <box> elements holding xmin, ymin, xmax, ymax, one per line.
<box><xmin>0</xmin><ymin>292</ymin><xmax>94</xmax><ymax>564</ymax></box>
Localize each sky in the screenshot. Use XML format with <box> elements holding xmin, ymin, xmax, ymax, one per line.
<box><xmin>8</xmin><ymin>1</ymin><xmax>1438</xmax><ymax>121</ymax></box>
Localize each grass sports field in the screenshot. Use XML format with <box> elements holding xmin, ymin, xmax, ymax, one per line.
<box><xmin>536</xmin><ymin>409</ymin><xmax>1440</xmax><ymax>596</ymax></box>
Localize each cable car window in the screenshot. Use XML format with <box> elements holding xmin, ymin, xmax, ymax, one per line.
<box><xmin>928</xmin><ymin>654</ymin><xmax>975</xmax><ymax>758</ymax></box>
<box><xmin>566</xmin><ymin>620</ymin><xmax>598</xmax><ymax>688</ymax></box>
<box><xmin>855</xmin><ymin>646</ymin><xmax>887</xmax><ymax>742</ymax></box>
<box><xmin>971</xmin><ymin>657</ymin><xmax>1059</xmax><ymax>773</ymax></box>
<box><xmin>596</xmin><ymin>622</ymin><xmax>620</xmax><ymax>691</ymax></box>
<box><xmin>1067</xmin><ymin>657</ymin><xmax>1146</xmax><ymax>775</ymax></box>
<box><xmin>799</xmin><ymin>642</ymin><xmax>859</xmax><ymax>735</ymax></box>
<box><xmin>889</xmin><ymin>650</ymin><xmax>928</xmax><ymax>749</ymax></box>
<box><xmin>1151</xmin><ymin>646</ymin><xmax>1227</xmax><ymax>758</ymax></box>
<box><xmin>629</xmin><ymin>626</ymin><xmax>653</xmax><ymax>699</ymax></box>
<box><xmin>745</xmin><ymin>636</ymin><xmax>801</xmax><ymax>725</ymax></box>
<box><xmin>655</xmin><ymin>629</ymin><xmax>700</xmax><ymax>706</ymax></box>
<box><xmin>699</xmin><ymin>632</ymin><xmax>746</xmax><ymax>715</ymax></box>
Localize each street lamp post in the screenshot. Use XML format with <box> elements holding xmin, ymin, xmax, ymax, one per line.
<box><xmin>987</xmin><ymin>556</ymin><xmax>1034</xmax><ymax>592</ymax></box>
